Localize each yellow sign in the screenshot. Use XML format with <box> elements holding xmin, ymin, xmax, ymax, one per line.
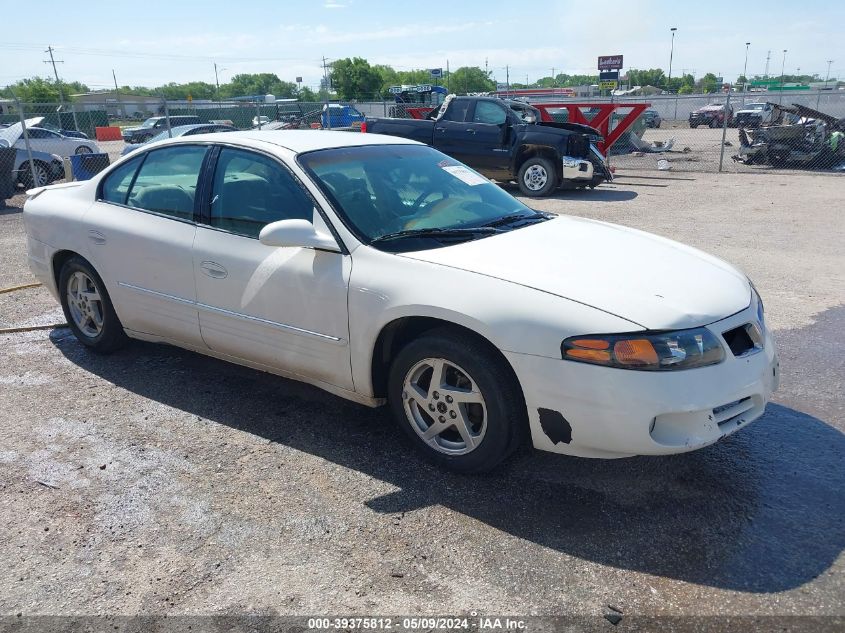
<box><xmin>187</xmin><ymin>94</ymin><xmax>193</xmax><ymax>103</ymax></box>
<box><xmin>600</xmin><ymin>81</ymin><xmax>616</xmax><ymax>90</ymax></box>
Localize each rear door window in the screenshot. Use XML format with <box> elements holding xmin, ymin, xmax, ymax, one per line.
<box><xmin>126</xmin><ymin>145</ymin><xmax>208</xmax><ymax>221</ymax></box>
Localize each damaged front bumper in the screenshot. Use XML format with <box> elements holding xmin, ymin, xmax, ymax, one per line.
<box><xmin>504</xmin><ymin>304</ymin><xmax>779</xmax><ymax>458</ymax></box>
<box><xmin>561</xmin><ymin>156</ymin><xmax>594</xmax><ymax>182</ymax></box>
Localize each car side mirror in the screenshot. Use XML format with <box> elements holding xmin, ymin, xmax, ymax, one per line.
<box><xmin>523</xmin><ymin>113</ymin><xmax>537</xmax><ymax>124</ymax></box>
<box><xmin>258</xmin><ymin>219</ymin><xmax>340</xmax><ymax>252</ymax></box>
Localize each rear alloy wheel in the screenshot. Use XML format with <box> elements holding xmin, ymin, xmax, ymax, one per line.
<box><xmin>388</xmin><ymin>329</ymin><xmax>525</xmax><ymax>472</ymax></box>
<box><xmin>59</xmin><ymin>256</ymin><xmax>128</xmax><ymax>352</ymax></box>
<box><xmin>75</xmin><ymin>145</ymin><xmax>93</xmax><ymax>155</ymax></box>
<box><xmin>517</xmin><ymin>157</ymin><xmax>558</xmax><ymax>197</ymax></box>
<box><xmin>20</xmin><ymin>161</ymin><xmax>51</xmax><ymax>188</ymax></box>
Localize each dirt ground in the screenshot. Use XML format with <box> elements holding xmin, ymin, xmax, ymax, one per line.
<box><xmin>1</xmin><ymin>170</ymin><xmax>843</xmax><ymax>624</ymax></box>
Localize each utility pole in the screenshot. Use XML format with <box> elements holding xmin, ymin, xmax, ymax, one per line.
<box><xmin>112</xmin><ymin>69</ymin><xmax>124</xmax><ymax>119</ymax></box>
<box><xmin>764</xmin><ymin>50</ymin><xmax>771</xmax><ymax>78</ymax></box>
<box><xmin>506</xmin><ymin>65</ymin><xmax>510</xmax><ymax>96</ymax></box>
<box><xmin>44</xmin><ymin>46</ymin><xmax>79</xmax><ymax>130</ymax></box>
<box><xmin>667</xmin><ymin>27</ymin><xmax>677</xmax><ymax>90</ymax></box>
<box><xmin>446</xmin><ymin>59</ymin><xmax>450</xmax><ymax>93</ymax></box>
<box><xmin>743</xmin><ymin>42</ymin><xmax>750</xmax><ymax>92</ymax></box>
<box><xmin>551</xmin><ymin>68</ymin><xmax>555</xmax><ymax>87</ymax></box>
<box><xmin>779</xmin><ymin>49</ymin><xmax>787</xmax><ymax>105</ymax></box>
<box><xmin>322</xmin><ymin>56</ymin><xmax>331</xmax><ymax>129</ymax></box>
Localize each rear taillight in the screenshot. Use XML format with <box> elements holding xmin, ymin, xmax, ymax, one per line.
<box><xmin>360</xmin><ymin>121</ymin><xmax>368</xmax><ymax>133</ymax></box>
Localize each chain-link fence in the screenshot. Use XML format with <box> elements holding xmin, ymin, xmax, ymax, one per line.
<box><xmin>2</xmin><ymin>91</ymin><xmax>843</xmax><ymax>199</ymax></box>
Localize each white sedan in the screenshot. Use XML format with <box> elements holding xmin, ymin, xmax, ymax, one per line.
<box><xmin>23</xmin><ymin>131</ymin><xmax>779</xmax><ymax>472</ymax></box>
<box><xmin>1</xmin><ymin>117</ymin><xmax>101</xmax><ymax>158</ymax></box>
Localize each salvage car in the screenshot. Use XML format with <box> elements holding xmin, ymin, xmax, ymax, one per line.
<box><xmin>732</xmin><ymin>102</ymin><xmax>777</xmax><ymax>128</ymax></box>
<box><xmin>0</xmin><ymin>118</ymin><xmax>101</xmax><ymax>157</ymax></box>
<box><xmin>642</xmin><ymin>107</ymin><xmax>662</xmax><ymax>128</ymax></box>
<box><xmin>120</xmin><ymin>124</ymin><xmax>237</xmax><ymax>156</ymax></box>
<box><xmin>12</xmin><ymin>148</ymin><xmax>65</xmax><ymax>188</ymax></box>
<box><xmin>23</xmin><ymin>132</ymin><xmax>778</xmax><ymax>472</ymax></box>
<box><xmin>689</xmin><ymin>103</ymin><xmax>733</xmax><ymax>128</ymax></box>
<box><xmin>363</xmin><ymin>95</ymin><xmax>611</xmax><ymax>195</ymax></box>
<box><xmin>735</xmin><ymin>103</ymin><xmax>845</xmax><ymax>167</ymax></box>
<box><xmin>122</xmin><ymin>115</ymin><xmax>202</xmax><ymax>144</ymax></box>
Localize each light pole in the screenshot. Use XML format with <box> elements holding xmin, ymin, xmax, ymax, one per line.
<box><xmin>778</xmin><ymin>49</ymin><xmax>787</xmax><ymax>104</ymax></box>
<box><xmin>667</xmin><ymin>27</ymin><xmax>677</xmax><ymax>91</ymax></box>
<box><xmin>817</xmin><ymin>59</ymin><xmax>833</xmax><ymax>108</ymax></box>
<box><xmin>743</xmin><ymin>42</ymin><xmax>750</xmax><ymax>92</ymax></box>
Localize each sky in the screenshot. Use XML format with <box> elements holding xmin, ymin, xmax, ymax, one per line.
<box><xmin>1</xmin><ymin>0</ymin><xmax>842</xmax><ymax>91</ymax></box>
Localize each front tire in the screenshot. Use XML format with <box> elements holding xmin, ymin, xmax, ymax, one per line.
<box><xmin>75</xmin><ymin>145</ymin><xmax>93</xmax><ymax>155</ymax></box>
<box><xmin>59</xmin><ymin>256</ymin><xmax>128</xmax><ymax>353</ymax></box>
<box><xmin>19</xmin><ymin>160</ymin><xmax>51</xmax><ymax>188</ymax></box>
<box><xmin>388</xmin><ymin>328</ymin><xmax>525</xmax><ymax>473</ymax></box>
<box><xmin>517</xmin><ymin>156</ymin><xmax>558</xmax><ymax>197</ymax></box>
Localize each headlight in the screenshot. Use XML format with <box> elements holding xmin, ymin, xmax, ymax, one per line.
<box><xmin>749</xmin><ymin>281</ymin><xmax>765</xmax><ymax>329</ymax></box>
<box><xmin>561</xmin><ymin>327</ymin><xmax>725</xmax><ymax>371</ymax></box>
<box><xmin>561</xmin><ymin>156</ymin><xmax>580</xmax><ymax>168</ymax></box>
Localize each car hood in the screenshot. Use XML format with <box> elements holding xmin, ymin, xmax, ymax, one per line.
<box><xmin>399</xmin><ymin>216</ymin><xmax>751</xmax><ymax>330</ymax></box>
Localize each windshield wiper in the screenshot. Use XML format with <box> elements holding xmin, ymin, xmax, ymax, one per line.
<box><xmin>371</xmin><ymin>226</ymin><xmax>500</xmax><ymax>243</ymax></box>
<box><xmin>480</xmin><ymin>212</ymin><xmax>548</xmax><ymax>228</ymax></box>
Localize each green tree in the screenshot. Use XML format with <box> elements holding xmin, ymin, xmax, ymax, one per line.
<box><xmin>330</xmin><ymin>57</ymin><xmax>384</xmax><ymax>100</ymax></box>
<box><xmin>447</xmin><ymin>66</ymin><xmax>494</xmax><ymax>94</ymax></box>
<box><xmin>220</xmin><ymin>73</ymin><xmax>286</xmax><ymax>98</ymax></box>
<box><xmin>297</xmin><ymin>86</ymin><xmax>318</xmax><ymax>102</ymax></box>
<box><xmin>678</xmin><ymin>84</ymin><xmax>694</xmax><ymax>95</ymax></box>
<box><xmin>698</xmin><ymin>73</ymin><xmax>719</xmax><ymax>93</ymax></box>
<box><xmin>2</xmin><ymin>77</ymin><xmax>88</xmax><ymax>102</ymax></box>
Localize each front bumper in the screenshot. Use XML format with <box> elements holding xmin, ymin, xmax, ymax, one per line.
<box><xmin>561</xmin><ymin>157</ymin><xmax>594</xmax><ymax>182</ymax></box>
<box><xmin>505</xmin><ymin>303</ymin><xmax>779</xmax><ymax>458</ymax></box>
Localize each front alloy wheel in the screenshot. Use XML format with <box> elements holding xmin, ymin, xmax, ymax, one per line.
<box><xmin>403</xmin><ymin>358</ymin><xmax>487</xmax><ymax>455</ymax></box>
<box><xmin>75</xmin><ymin>145</ymin><xmax>93</xmax><ymax>155</ymax></box>
<box><xmin>517</xmin><ymin>157</ymin><xmax>558</xmax><ymax>197</ymax></box>
<box><xmin>388</xmin><ymin>328</ymin><xmax>526</xmax><ymax>472</ymax></box>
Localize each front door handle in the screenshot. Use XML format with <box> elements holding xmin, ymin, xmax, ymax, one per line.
<box><xmin>465</xmin><ymin>128</ymin><xmax>477</xmax><ymax>134</ymax></box>
<box><xmin>435</xmin><ymin>127</ymin><xmax>446</xmax><ymax>132</ymax></box>
<box><xmin>87</xmin><ymin>230</ymin><xmax>106</xmax><ymax>245</ymax></box>
<box><xmin>200</xmin><ymin>261</ymin><xmax>228</xmax><ymax>279</ymax></box>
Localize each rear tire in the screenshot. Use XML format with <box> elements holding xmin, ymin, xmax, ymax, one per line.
<box><xmin>517</xmin><ymin>156</ymin><xmax>558</xmax><ymax>197</ymax></box>
<box><xmin>59</xmin><ymin>256</ymin><xmax>128</xmax><ymax>353</ymax></box>
<box><xmin>387</xmin><ymin>328</ymin><xmax>525</xmax><ymax>473</ymax></box>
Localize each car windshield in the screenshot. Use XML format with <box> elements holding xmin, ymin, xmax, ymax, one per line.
<box><xmin>747</xmin><ymin>104</ymin><xmax>765</xmax><ymax>110</ymax></box>
<box><xmin>140</xmin><ymin>118</ymin><xmax>158</xmax><ymax>128</ymax></box>
<box><xmin>299</xmin><ymin>144</ymin><xmax>543</xmax><ymax>251</ymax></box>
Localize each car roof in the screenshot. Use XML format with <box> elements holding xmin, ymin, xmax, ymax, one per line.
<box><xmin>168</xmin><ymin>130</ymin><xmax>419</xmax><ymax>153</ymax></box>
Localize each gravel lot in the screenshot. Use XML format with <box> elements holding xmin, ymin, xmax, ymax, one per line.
<box><xmin>1</xmin><ymin>171</ymin><xmax>843</xmax><ymax>624</ymax></box>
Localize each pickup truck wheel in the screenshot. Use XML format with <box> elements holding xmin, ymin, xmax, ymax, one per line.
<box><xmin>517</xmin><ymin>157</ymin><xmax>558</xmax><ymax>197</ymax></box>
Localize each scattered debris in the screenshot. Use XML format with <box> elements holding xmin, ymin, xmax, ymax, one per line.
<box><xmin>682</xmin><ymin>146</ymin><xmax>692</xmax><ymax>153</ymax></box>
<box><xmin>657</xmin><ymin>159</ymin><xmax>672</xmax><ymax>171</ymax></box>
<box><xmin>36</xmin><ymin>480</ymin><xmax>59</xmax><ymax>490</ymax></box>
<box><xmin>723</xmin><ymin>140</ymin><xmax>733</xmax><ymax>147</ymax></box>
<box><xmin>604</xmin><ymin>612</ymin><xmax>623</xmax><ymax>626</ymax></box>
<box><xmin>628</xmin><ymin>132</ymin><xmax>676</xmax><ymax>153</ymax></box>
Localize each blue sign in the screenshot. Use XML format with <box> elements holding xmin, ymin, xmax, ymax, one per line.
<box><xmin>429</xmin><ymin>68</ymin><xmax>443</xmax><ymax>78</ymax></box>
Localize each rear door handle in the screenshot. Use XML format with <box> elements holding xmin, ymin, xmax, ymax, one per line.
<box><xmin>465</xmin><ymin>129</ymin><xmax>477</xmax><ymax>134</ymax></box>
<box><xmin>87</xmin><ymin>230</ymin><xmax>106</xmax><ymax>245</ymax></box>
<box><xmin>200</xmin><ymin>261</ymin><xmax>228</xmax><ymax>279</ymax></box>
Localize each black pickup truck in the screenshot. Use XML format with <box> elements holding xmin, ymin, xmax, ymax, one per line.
<box><xmin>362</xmin><ymin>96</ymin><xmax>611</xmax><ymax>196</ymax></box>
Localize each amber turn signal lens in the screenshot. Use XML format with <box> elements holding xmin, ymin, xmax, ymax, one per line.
<box><xmin>613</xmin><ymin>339</ymin><xmax>659</xmax><ymax>365</ymax></box>
<box><xmin>569</xmin><ymin>338</ymin><xmax>610</xmax><ymax>350</ymax></box>
<box><xmin>566</xmin><ymin>348</ymin><xmax>612</xmax><ymax>362</ymax></box>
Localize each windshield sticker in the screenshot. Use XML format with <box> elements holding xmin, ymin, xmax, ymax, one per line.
<box><xmin>442</xmin><ymin>165</ymin><xmax>488</xmax><ymax>186</ymax></box>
